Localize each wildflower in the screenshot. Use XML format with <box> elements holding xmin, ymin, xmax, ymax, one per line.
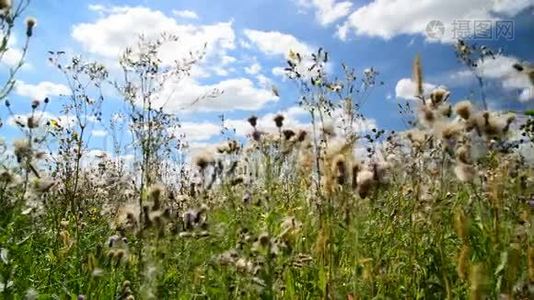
<box><xmin>0</xmin><ymin>0</ymin><xmax>11</xmax><ymax>10</ymax></box>
<box><xmin>27</xmin><ymin>116</ymin><xmax>39</xmax><ymax>129</ymax></box>
<box><xmin>0</xmin><ymin>170</ymin><xmax>14</xmax><ymax>184</ymax></box>
<box><xmin>297</xmin><ymin>130</ymin><xmax>307</xmax><ymax>142</ymax></box>
<box><xmin>31</xmin><ymin>100</ymin><xmax>40</xmax><ymax>109</ymax></box>
<box><xmin>455</xmin><ymin>100</ymin><xmax>472</xmax><ymax>120</ymax></box>
<box><xmin>251</xmin><ymin>130</ymin><xmax>262</xmax><ymax>142</ymax></box>
<box><xmin>429</xmin><ymin>87</ymin><xmax>450</xmax><ymax>107</ymax></box>
<box><xmin>247</xmin><ymin>115</ymin><xmax>258</xmax><ymax>127</ymax></box>
<box><xmin>322</xmin><ymin>120</ymin><xmax>335</xmax><ymax>137</ymax></box>
<box><xmin>282</xmin><ymin>129</ymin><xmax>295</xmax><ymax>140</ymax></box>
<box><xmin>437</xmin><ymin>121</ymin><xmax>463</xmax><ymax>140</ymax></box>
<box><xmin>406</xmin><ymin>129</ymin><xmax>427</xmax><ymax>147</ymax></box>
<box><xmin>419</xmin><ymin>104</ymin><xmax>435</xmax><ymax>126</ymax></box>
<box><xmin>25</xmin><ymin>17</ymin><xmax>37</xmax><ymax>37</ymax></box>
<box><xmin>13</xmin><ymin>139</ymin><xmax>31</xmax><ymax>163</ymax></box>
<box><xmin>193</xmin><ymin>151</ymin><xmax>214</xmax><ymax>170</ymax></box>
<box><xmin>273</xmin><ymin>114</ymin><xmax>284</xmax><ymax>128</ymax></box>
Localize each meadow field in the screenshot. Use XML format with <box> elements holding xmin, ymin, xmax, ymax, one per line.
<box><xmin>1</xmin><ymin>0</ymin><xmax>533</xmax><ymax>299</ymax></box>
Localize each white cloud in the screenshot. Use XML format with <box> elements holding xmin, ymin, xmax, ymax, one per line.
<box><xmin>175</xmin><ymin>121</ymin><xmax>221</xmax><ymax>141</ymax></box>
<box><xmin>91</xmin><ymin>129</ymin><xmax>108</xmax><ymax>137</ymax></box>
<box><xmin>272</xmin><ymin>67</ymin><xmax>287</xmax><ymax>78</ymax></box>
<box><xmin>338</xmin><ymin>0</ymin><xmax>532</xmax><ymax>42</ymax></box>
<box><xmin>243</xmin><ymin>29</ymin><xmax>313</xmax><ymax>57</ymax></box>
<box><xmin>72</xmin><ymin>5</ymin><xmax>235</xmax><ymax>69</ymax></box>
<box><xmin>172</xmin><ymin>9</ymin><xmax>199</xmax><ymax>19</ymax></box>
<box><xmin>476</xmin><ymin>55</ymin><xmax>533</xmax><ymax>102</ymax></box>
<box><xmin>71</xmin><ymin>6</ymin><xmax>287</xmax><ymax>112</ymax></box>
<box><xmin>395</xmin><ymin>78</ymin><xmax>437</xmax><ymax>101</ymax></box>
<box><xmin>0</xmin><ymin>35</ymin><xmax>31</xmax><ymax>68</ymax></box>
<box><xmin>447</xmin><ymin>55</ymin><xmax>533</xmax><ymax>102</ymax></box>
<box><xmin>154</xmin><ymin>77</ymin><xmax>278</xmax><ymax>112</ymax></box>
<box><xmin>245</xmin><ymin>62</ymin><xmax>262</xmax><ymax>75</ymax></box>
<box><xmin>2</xmin><ymin>48</ymin><xmax>23</xmax><ymax>67</ymax></box>
<box><xmin>295</xmin><ymin>0</ymin><xmax>353</xmax><ymax>26</ymax></box>
<box><xmin>15</xmin><ymin>81</ymin><xmax>70</xmax><ymax>100</ymax></box>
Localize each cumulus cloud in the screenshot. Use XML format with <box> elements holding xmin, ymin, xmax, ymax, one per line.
<box><xmin>172</xmin><ymin>9</ymin><xmax>199</xmax><ymax>19</ymax></box>
<box><xmin>243</xmin><ymin>29</ymin><xmax>314</xmax><ymax>57</ymax></box>
<box><xmin>0</xmin><ymin>35</ymin><xmax>30</xmax><ymax>68</ymax></box>
<box><xmin>72</xmin><ymin>5</ymin><xmax>235</xmax><ymax>69</ymax></box>
<box><xmin>71</xmin><ymin>5</ymin><xmax>287</xmax><ymax>112</ymax></box>
<box><xmin>295</xmin><ymin>0</ymin><xmax>353</xmax><ymax>26</ymax></box>
<box><xmin>395</xmin><ymin>78</ymin><xmax>438</xmax><ymax>101</ymax></box>
<box><xmin>154</xmin><ymin>77</ymin><xmax>278</xmax><ymax>112</ymax></box>
<box><xmin>2</xmin><ymin>48</ymin><xmax>23</xmax><ymax>67</ymax></box>
<box><xmin>15</xmin><ymin>81</ymin><xmax>70</xmax><ymax>100</ymax></box>
<box><xmin>449</xmin><ymin>55</ymin><xmax>533</xmax><ymax>102</ymax></box>
<box><xmin>337</xmin><ymin>0</ymin><xmax>532</xmax><ymax>42</ymax></box>
<box><xmin>174</xmin><ymin>121</ymin><xmax>222</xmax><ymax>142</ymax></box>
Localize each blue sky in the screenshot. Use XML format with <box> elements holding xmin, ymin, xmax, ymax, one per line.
<box><xmin>1</xmin><ymin>0</ymin><xmax>533</xmax><ymax>154</ymax></box>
